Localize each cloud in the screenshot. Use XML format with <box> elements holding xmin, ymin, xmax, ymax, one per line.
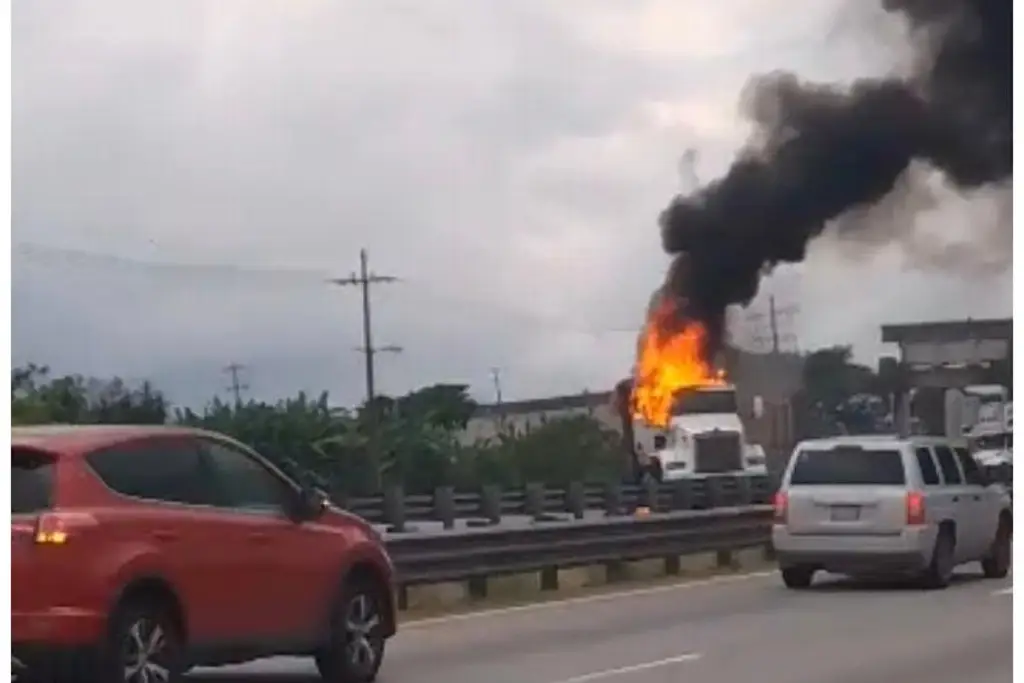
<box><xmin>13</xmin><ymin>0</ymin><xmax>1010</xmax><ymax>408</ymax></box>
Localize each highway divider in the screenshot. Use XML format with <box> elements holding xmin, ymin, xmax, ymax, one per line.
<box><xmin>342</xmin><ymin>474</ymin><xmax>777</xmax><ymax>531</ymax></box>
<box><xmin>358</xmin><ymin>475</ymin><xmax>774</xmax><ymax>610</ymax></box>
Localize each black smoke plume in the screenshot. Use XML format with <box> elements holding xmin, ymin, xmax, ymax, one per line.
<box><xmin>658</xmin><ymin>0</ymin><xmax>1011</xmax><ymax>358</ymax></box>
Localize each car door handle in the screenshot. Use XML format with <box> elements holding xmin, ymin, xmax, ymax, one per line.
<box><xmin>972</xmin><ymin>495</ymin><xmax>981</xmax><ymax>501</ymax></box>
<box><xmin>951</xmin><ymin>496</ymin><xmax>959</xmax><ymax>502</ymax></box>
<box><xmin>153</xmin><ymin>530</ymin><xmax>179</xmax><ymax>542</ymax></box>
<box><xmin>248</xmin><ymin>532</ymin><xmax>271</xmax><ymax>544</ymax></box>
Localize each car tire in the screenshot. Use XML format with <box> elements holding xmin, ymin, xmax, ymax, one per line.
<box><xmin>315</xmin><ymin>579</ymin><xmax>387</xmax><ymax>683</ymax></box>
<box><xmin>780</xmin><ymin>566</ymin><xmax>814</xmax><ymax>589</ymax></box>
<box><xmin>981</xmin><ymin>517</ymin><xmax>1012</xmax><ymax>579</ymax></box>
<box><xmin>921</xmin><ymin>529</ymin><xmax>955</xmax><ymax>590</ymax></box>
<box><xmin>98</xmin><ymin>595</ymin><xmax>185</xmax><ymax>683</ymax></box>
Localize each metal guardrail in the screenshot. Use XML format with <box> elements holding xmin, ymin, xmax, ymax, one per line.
<box><xmin>341</xmin><ymin>474</ymin><xmax>776</xmax><ymax>532</ymax></box>
<box><xmin>386</xmin><ymin>506</ymin><xmax>773</xmax><ymax>589</ymax></box>
<box><xmin>338</xmin><ymin>476</ymin><xmax>778</xmax><ymax>605</ymax></box>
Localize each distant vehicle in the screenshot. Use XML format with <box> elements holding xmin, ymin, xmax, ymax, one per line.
<box><xmin>964</xmin><ymin>384</ymin><xmax>1009</xmax><ymax>405</ymax></box>
<box><xmin>943</xmin><ymin>384</ymin><xmax>1010</xmax><ymax>439</ymax></box>
<box><xmin>12</xmin><ymin>424</ymin><xmax>396</xmax><ymax>683</ymax></box>
<box><xmin>771</xmin><ymin>434</ymin><xmax>1011</xmax><ymax>590</ymax></box>
<box><xmin>968</xmin><ymin>400</ymin><xmax>1012</xmax><ymax>464</ymax></box>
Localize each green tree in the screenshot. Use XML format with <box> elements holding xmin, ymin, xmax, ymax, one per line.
<box><xmin>395</xmin><ymin>384</ymin><xmax>477</xmax><ymax>431</ymax></box>
<box><xmin>462</xmin><ymin>415</ymin><xmax>622</xmax><ymax>488</ymax></box>
<box><xmin>795</xmin><ymin>346</ymin><xmax>885</xmax><ymax>436</ymax></box>
<box><xmin>12</xmin><ymin>364</ymin><xmax>168</xmax><ymax>426</ymax></box>
<box><xmin>11</xmin><ymin>363</ymin><xmax>630</xmax><ymax>493</ymax></box>
<box><xmin>176</xmin><ymin>392</ymin><xmax>339</xmax><ymax>476</ymax></box>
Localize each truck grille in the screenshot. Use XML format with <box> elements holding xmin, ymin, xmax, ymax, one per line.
<box><xmin>694</xmin><ymin>431</ymin><xmax>743</xmax><ymax>473</ymax></box>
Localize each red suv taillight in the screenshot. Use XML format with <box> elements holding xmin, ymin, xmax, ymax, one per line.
<box><xmin>905</xmin><ymin>491</ymin><xmax>926</xmax><ymax>526</ymax></box>
<box><xmin>773</xmin><ymin>492</ymin><xmax>788</xmax><ymax>524</ymax></box>
<box><xmin>33</xmin><ymin>511</ymin><xmax>96</xmax><ymax>545</ymax></box>
<box><xmin>35</xmin><ymin>513</ymin><xmax>69</xmax><ymax>545</ymax></box>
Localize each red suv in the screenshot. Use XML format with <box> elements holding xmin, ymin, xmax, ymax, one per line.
<box><xmin>12</xmin><ymin>424</ymin><xmax>397</xmax><ymax>683</ymax></box>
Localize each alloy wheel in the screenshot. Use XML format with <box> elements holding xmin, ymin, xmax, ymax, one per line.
<box><xmin>344</xmin><ymin>593</ymin><xmax>381</xmax><ymax>675</ymax></box>
<box><xmin>121</xmin><ymin>617</ymin><xmax>171</xmax><ymax>683</ymax></box>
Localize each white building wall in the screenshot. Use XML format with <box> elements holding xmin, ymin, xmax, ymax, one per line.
<box><xmin>459</xmin><ymin>395</ymin><xmax>620</xmax><ymax>446</ymax></box>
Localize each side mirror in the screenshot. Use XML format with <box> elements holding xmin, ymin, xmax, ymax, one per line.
<box><xmin>293</xmin><ymin>486</ymin><xmax>328</xmax><ymax>522</ymax></box>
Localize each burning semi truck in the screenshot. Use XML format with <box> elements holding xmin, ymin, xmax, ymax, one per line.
<box><xmin>614</xmin><ymin>378</ymin><xmax>766</xmax><ymax>483</ymax></box>
<box><xmin>615</xmin><ymin>293</ymin><xmax>767</xmax><ymax>483</ymax></box>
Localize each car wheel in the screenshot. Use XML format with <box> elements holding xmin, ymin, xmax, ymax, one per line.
<box><xmin>780</xmin><ymin>566</ymin><xmax>814</xmax><ymax>589</ymax></box>
<box><xmin>981</xmin><ymin>517</ymin><xmax>1012</xmax><ymax>579</ymax></box>
<box><xmin>921</xmin><ymin>529</ymin><xmax>955</xmax><ymax>589</ymax></box>
<box><xmin>102</xmin><ymin>597</ymin><xmax>184</xmax><ymax>683</ymax></box>
<box><xmin>315</xmin><ymin>580</ymin><xmax>386</xmax><ymax>683</ymax></box>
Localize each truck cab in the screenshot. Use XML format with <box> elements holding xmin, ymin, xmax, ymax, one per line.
<box><xmin>968</xmin><ymin>400</ymin><xmax>1012</xmax><ymax>468</ymax></box>
<box><xmin>639</xmin><ymin>385</ymin><xmax>766</xmax><ymax>481</ymax></box>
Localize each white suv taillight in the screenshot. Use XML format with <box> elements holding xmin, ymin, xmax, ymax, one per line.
<box><xmin>905</xmin><ymin>491</ymin><xmax>926</xmax><ymax>526</ymax></box>
<box><xmin>773</xmin><ymin>492</ymin><xmax>788</xmax><ymax>524</ymax></box>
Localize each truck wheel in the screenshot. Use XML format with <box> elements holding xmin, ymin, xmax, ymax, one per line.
<box><xmin>642</xmin><ymin>461</ymin><xmax>663</xmax><ymax>485</ymax></box>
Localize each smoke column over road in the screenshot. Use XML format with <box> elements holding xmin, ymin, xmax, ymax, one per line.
<box><xmin>657</xmin><ymin>0</ymin><xmax>1011</xmax><ymax>357</ymax></box>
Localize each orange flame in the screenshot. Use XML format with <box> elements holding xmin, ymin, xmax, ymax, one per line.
<box><xmin>631</xmin><ymin>299</ymin><xmax>725</xmax><ymax>428</ymax></box>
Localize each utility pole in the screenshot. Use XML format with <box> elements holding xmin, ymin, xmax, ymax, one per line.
<box><xmin>747</xmin><ymin>295</ymin><xmax>799</xmax><ymax>355</ymax></box>
<box><xmin>328</xmin><ymin>249</ymin><xmax>402</xmax><ymax>404</ymax></box>
<box><xmin>490</xmin><ymin>367</ymin><xmax>504</xmax><ymax>405</ymax></box>
<box><xmin>329</xmin><ymin>250</ymin><xmax>401</xmax><ymax>489</ymax></box>
<box><xmin>489</xmin><ymin>366</ymin><xmax>506</xmax><ymax>434</ymax></box>
<box><xmin>223</xmin><ymin>363</ymin><xmax>249</xmax><ymax>406</ymax></box>
<box><xmin>678</xmin><ymin>147</ymin><xmax>700</xmax><ymax>193</ymax></box>
<box><xmin>769</xmin><ymin>296</ymin><xmax>781</xmax><ymax>354</ymax></box>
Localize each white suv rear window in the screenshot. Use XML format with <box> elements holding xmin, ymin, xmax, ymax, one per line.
<box><xmin>789</xmin><ymin>447</ymin><xmax>906</xmax><ymax>486</ymax></box>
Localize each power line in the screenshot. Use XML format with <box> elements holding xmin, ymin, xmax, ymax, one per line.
<box><xmin>328</xmin><ymin>249</ymin><xmax>401</xmax><ymax>404</ymax></box>
<box><xmin>16</xmin><ymin>241</ymin><xmax>600</xmax><ymax>337</ymax></box>
<box><xmin>17</xmin><ymin>241</ymin><xmax>659</xmax><ymax>368</ymax></box>
<box><xmin>223</xmin><ymin>363</ymin><xmax>249</xmax><ymax>405</ymax></box>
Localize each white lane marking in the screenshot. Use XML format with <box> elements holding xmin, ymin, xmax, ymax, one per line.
<box><xmin>992</xmin><ymin>587</ymin><xmax>1012</xmax><ymax>596</ymax></box>
<box><xmin>547</xmin><ymin>652</ymin><xmax>702</xmax><ymax>683</ymax></box>
<box><xmin>405</xmin><ymin>570</ymin><xmax>775</xmax><ymax>628</ymax></box>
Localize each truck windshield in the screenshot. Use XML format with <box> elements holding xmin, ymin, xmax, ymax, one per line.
<box><xmin>671</xmin><ymin>389</ymin><xmax>737</xmax><ymax>416</ymax></box>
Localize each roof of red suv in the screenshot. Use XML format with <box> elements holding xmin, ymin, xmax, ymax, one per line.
<box><xmin>12</xmin><ymin>424</ymin><xmax>213</xmax><ymax>457</ymax></box>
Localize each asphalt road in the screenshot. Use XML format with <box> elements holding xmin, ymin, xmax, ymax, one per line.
<box><xmin>190</xmin><ymin>568</ymin><xmax>1011</xmax><ymax>683</ymax></box>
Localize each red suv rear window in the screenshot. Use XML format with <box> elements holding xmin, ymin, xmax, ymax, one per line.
<box><xmin>12</xmin><ymin>447</ymin><xmax>56</xmax><ymax>515</ymax></box>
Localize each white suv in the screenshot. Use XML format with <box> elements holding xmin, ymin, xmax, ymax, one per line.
<box><xmin>772</xmin><ymin>435</ymin><xmax>1012</xmax><ymax>589</ymax></box>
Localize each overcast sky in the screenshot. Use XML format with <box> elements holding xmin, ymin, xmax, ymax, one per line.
<box><xmin>12</xmin><ymin>0</ymin><xmax>1012</xmax><ymax>409</ymax></box>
